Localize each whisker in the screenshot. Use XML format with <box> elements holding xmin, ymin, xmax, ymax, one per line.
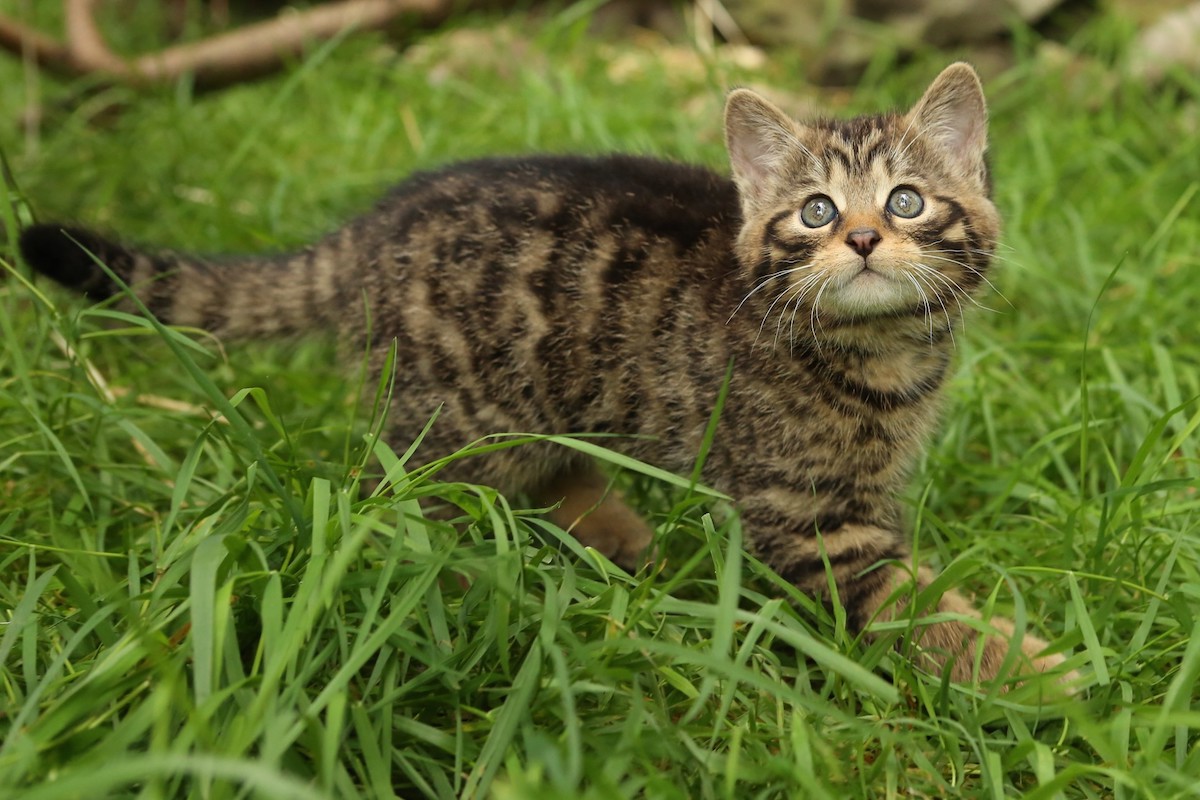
<box><xmin>916</xmin><ymin>251</ymin><xmax>1010</xmax><ymax>309</ymax></box>
<box><xmin>771</xmin><ymin>274</ymin><xmax>823</xmax><ymax>352</ymax></box>
<box><xmin>904</xmin><ymin>266</ymin><xmax>958</xmax><ymax>347</ymax></box>
<box><xmin>755</xmin><ymin>272</ymin><xmax>821</xmax><ymax>349</ymax></box>
<box><xmin>904</xmin><ymin>260</ymin><xmax>982</xmax><ymax>310</ymax></box>
<box><xmin>906</xmin><ymin>262</ymin><xmax>970</xmax><ymax>337</ymax></box>
<box><xmin>808</xmin><ymin>277</ymin><xmax>834</xmax><ymax>350</ymax></box>
<box><xmin>784</xmin><ymin>275</ymin><xmax>822</xmax><ymax>355</ymax></box>
<box><xmin>900</xmin><ymin>270</ymin><xmax>936</xmax><ymax>343</ymax></box>
<box><xmin>729</xmin><ymin>261</ymin><xmax>816</xmax><ymax>323</ymax></box>
<box><xmin>891</xmin><ymin>112</ymin><xmax>929</xmax><ymax>163</ymax></box>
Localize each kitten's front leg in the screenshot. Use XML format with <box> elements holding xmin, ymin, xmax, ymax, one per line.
<box><xmin>855</xmin><ymin>563</ymin><xmax>1070</xmax><ymax>685</ymax></box>
<box><xmin>739</xmin><ymin>502</ymin><xmax>1070</xmax><ymax>685</ymax></box>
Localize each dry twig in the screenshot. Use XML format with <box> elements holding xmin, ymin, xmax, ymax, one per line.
<box><xmin>0</xmin><ymin>0</ymin><xmax>451</xmax><ymax>89</ymax></box>
<box><xmin>0</xmin><ymin>14</ymin><xmax>73</xmax><ymax>73</ymax></box>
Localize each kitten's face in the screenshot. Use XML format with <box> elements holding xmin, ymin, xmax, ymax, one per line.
<box><xmin>725</xmin><ymin>64</ymin><xmax>1000</xmax><ymax>336</ymax></box>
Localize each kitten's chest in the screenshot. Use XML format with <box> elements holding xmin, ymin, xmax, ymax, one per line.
<box><xmin>717</xmin><ymin>345</ymin><xmax>949</xmax><ymax>488</ymax></box>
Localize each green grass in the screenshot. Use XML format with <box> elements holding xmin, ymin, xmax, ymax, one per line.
<box><xmin>2</xmin><ymin>3</ymin><xmax>1199</xmax><ymax>798</ymax></box>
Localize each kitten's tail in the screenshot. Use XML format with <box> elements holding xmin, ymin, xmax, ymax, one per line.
<box><xmin>19</xmin><ymin>224</ymin><xmax>345</xmax><ymax>338</ymax></box>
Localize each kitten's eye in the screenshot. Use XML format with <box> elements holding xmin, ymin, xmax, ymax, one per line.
<box><xmin>800</xmin><ymin>196</ymin><xmax>838</xmax><ymax>228</ymax></box>
<box><xmin>886</xmin><ymin>187</ymin><xmax>924</xmax><ymax>218</ymax></box>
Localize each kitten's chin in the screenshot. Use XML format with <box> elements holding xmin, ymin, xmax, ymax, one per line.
<box><xmin>821</xmin><ymin>265</ymin><xmax>924</xmax><ymax>319</ymax></box>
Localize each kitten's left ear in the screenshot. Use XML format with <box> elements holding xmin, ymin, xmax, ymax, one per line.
<box><xmin>906</xmin><ymin>63</ymin><xmax>989</xmax><ymax>182</ymax></box>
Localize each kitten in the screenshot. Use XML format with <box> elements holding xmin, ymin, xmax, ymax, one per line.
<box><xmin>20</xmin><ymin>63</ymin><xmax>1070</xmax><ymax>685</ymax></box>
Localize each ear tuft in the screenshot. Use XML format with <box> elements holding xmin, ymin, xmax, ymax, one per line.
<box><xmin>906</xmin><ymin>62</ymin><xmax>989</xmax><ymax>180</ymax></box>
<box><xmin>724</xmin><ymin>89</ymin><xmax>803</xmax><ymax>209</ymax></box>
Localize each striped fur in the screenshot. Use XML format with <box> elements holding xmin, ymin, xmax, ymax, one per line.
<box><xmin>20</xmin><ymin>64</ymin><xmax>1069</xmax><ymax>685</ymax></box>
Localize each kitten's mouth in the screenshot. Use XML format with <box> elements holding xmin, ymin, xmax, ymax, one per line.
<box><xmin>823</xmin><ymin>260</ymin><xmax>919</xmax><ymax>316</ymax></box>
<box><xmin>850</xmin><ymin>262</ymin><xmax>887</xmax><ymax>281</ymax></box>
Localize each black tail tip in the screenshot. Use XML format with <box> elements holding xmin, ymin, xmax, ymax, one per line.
<box><xmin>19</xmin><ymin>224</ymin><xmax>120</xmax><ymax>297</ymax></box>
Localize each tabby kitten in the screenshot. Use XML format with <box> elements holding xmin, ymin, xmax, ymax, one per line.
<box><xmin>21</xmin><ymin>63</ymin><xmax>1069</xmax><ymax>684</ymax></box>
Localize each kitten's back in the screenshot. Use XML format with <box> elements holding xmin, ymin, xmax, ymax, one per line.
<box><xmin>19</xmin><ymin>154</ymin><xmax>740</xmax><ymax>342</ymax></box>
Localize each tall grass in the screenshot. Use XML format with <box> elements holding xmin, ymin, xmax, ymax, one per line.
<box><xmin>1</xmin><ymin>4</ymin><xmax>1198</xmax><ymax>797</ymax></box>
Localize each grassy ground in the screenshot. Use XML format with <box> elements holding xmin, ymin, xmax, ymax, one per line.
<box><xmin>1</xmin><ymin>3</ymin><xmax>1198</xmax><ymax>798</ymax></box>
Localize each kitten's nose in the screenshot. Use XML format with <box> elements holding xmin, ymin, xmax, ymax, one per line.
<box><xmin>845</xmin><ymin>228</ymin><xmax>882</xmax><ymax>257</ymax></box>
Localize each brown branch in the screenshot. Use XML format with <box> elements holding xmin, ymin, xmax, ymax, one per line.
<box><xmin>135</xmin><ymin>0</ymin><xmax>452</xmax><ymax>87</ymax></box>
<box><xmin>0</xmin><ymin>0</ymin><xmax>454</xmax><ymax>89</ymax></box>
<box><xmin>65</xmin><ymin>0</ymin><xmax>125</xmax><ymax>73</ymax></box>
<box><xmin>0</xmin><ymin>15</ymin><xmax>74</xmax><ymax>73</ymax></box>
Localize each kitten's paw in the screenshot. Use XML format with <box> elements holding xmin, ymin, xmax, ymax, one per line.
<box><xmin>854</xmin><ymin>566</ymin><xmax>1078</xmax><ymax>694</ymax></box>
<box><xmin>917</xmin><ymin>612</ymin><xmax>1078</xmax><ymax>692</ymax></box>
<box><xmin>537</xmin><ymin>472</ymin><xmax>655</xmax><ymax>570</ymax></box>
<box><xmin>566</xmin><ymin>500</ymin><xmax>656</xmax><ymax>571</ymax></box>
<box><xmin>981</xmin><ymin>615</ymin><xmax>1081</xmax><ymax>692</ymax></box>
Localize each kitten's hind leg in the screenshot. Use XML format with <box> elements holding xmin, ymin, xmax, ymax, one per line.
<box><xmin>532</xmin><ymin>464</ymin><xmax>655</xmax><ymax>570</ymax></box>
<box><xmin>378</xmin><ymin>403</ymin><xmax>654</xmax><ymax>568</ymax></box>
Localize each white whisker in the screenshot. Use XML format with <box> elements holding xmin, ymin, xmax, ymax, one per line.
<box><xmin>900</xmin><ymin>270</ymin><xmax>938</xmax><ymax>345</ymax></box>
<box><xmin>808</xmin><ymin>277</ymin><xmax>834</xmax><ymax>350</ymax></box>
<box><xmin>917</xmin><ymin>250</ymin><xmax>1009</xmax><ymax>309</ymax></box>
<box><xmin>891</xmin><ymin>112</ymin><xmax>929</xmax><ymax>163</ymax></box>
<box><xmin>771</xmin><ymin>273</ymin><xmax>823</xmax><ymax>352</ymax></box>
<box><xmin>903</xmin><ymin>265</ymin><xmax>958</xmax><ymax>347</ymax></box>
<box><xmin>729</xmin><ymin>260</ymin><xmax>816</xmax><ymax>323</ymax></box>
<box><xmin>754</xmin><ymin>272</ymin><xmax>821</xmax><ymax>349</ymax></box>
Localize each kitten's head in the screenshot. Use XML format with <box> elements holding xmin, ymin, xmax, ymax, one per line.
<box><xmin>724</xmin><ymin>63</ymin><xmax>1000</xmax><ymax>341</ymax></box>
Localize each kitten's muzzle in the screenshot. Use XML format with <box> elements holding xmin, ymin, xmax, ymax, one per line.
<box><xmin>845</xmin><ymin>227</ymin><xmax>882</xmax><ymax>257</ymax></box>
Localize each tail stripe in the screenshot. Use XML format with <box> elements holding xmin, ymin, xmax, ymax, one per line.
<box><xmin>19</xmin><ymin>224</ymin><xmax>342</xmax><ymax>338</ymax></box>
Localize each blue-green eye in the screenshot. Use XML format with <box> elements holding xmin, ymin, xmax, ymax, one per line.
<box><xmin>800</xmin><ymin>195</ymin><xmax>838</xmax><ymax>228</ymax></box>
<box><xmin>887</xmin><ymin>187</ymin><xmax>924</xmax><ymax>218</ymax></box>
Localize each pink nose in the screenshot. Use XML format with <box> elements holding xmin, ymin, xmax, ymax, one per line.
<box><xmin>846</xmin><ymin>228</ymin><xmax>882</xmax><ymax>257</ymax></box>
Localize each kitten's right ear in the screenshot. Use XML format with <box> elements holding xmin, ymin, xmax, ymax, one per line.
<box><xmin>724</xmin><ymin>89</ymin><xmax>802</xmax><ymax>210</ymax></box>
